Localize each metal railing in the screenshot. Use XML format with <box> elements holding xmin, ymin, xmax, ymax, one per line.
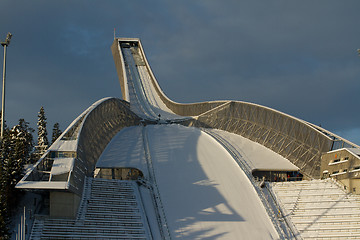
<box><xmin>142</xmin><ymin>126</ymin><xmax>172</xmax><ymax>240</ymax></box>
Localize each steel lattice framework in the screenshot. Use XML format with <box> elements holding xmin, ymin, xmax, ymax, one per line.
<box><xmin>16</xmin><ymin>97</ymin><xmax>141</xmax><ymax>195</ymax></box>
<box><xmin>191</xmin><ymin>101</ymin><xmax>333</xmax><ymax>178</ymax></box>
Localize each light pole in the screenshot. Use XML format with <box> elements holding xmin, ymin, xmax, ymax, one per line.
<box><xmin>1</xmin><ymin>32</ymin><xmax>12</xmax><ymax>140</ymax></box>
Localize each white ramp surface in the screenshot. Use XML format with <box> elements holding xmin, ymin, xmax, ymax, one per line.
<box><xmin>121</xmin><ymin>45</ymin><xmax>184</xmax><ymax>121</ymax></box>
<box><xmin>146</xmin><ymin>124</ymin><xmax>279</xmax><ymax>239</ymax></box>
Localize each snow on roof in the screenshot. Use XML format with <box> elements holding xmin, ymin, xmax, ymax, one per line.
<box><xmin>95</xmin><ymin>126</ymin><xmax>148</xmax><ymax>177</ymax></box>
<box><xmin>207</xmin><ymin>129</ymin><xmax>299</xmax><ymax>172</ymax></box>
<box><xmin>347</xmin><ymin>147</ymin><xmax>360</xmax><ymax>157</ymax></box>
<box><xmin>50</xmin><ymin>158</ymin><xmax>75</xmax><ymax>176</ymax></box>
<box><xmin>49</xmin><ymin>140</ymin><xmax>77</xmax><ymax>152</ymax></box>
<box><xmin>16</xmin><ymin>181</ymin><xmax>68</xmax><ymax>190</ymax></box>
<box><xmin>326</xmin><ymin>147</ymin><xmax>360</xmax><ymax>160</ymax></box>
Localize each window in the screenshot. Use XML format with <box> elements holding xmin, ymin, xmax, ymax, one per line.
<box><xmin>50</xmin><ymin>151</ymin><xmax>76</xmax><ymax>158</ymax></box>
<box><xmin>343</xmin><ymin>169</ymin><xmax>348</xmax><ymax>173</ymax></box>
<box><xmin>333</xmin><ymin>159</ymin><xmax>340</xmax><ymax>163</ymax></box>
<box><xmin>354</xmin><ymin>166</ymin><xmax>360</xmax><ymax>170</ymax></box>
<box><xmin>344</xmin><ymin>157</ymin><xmax>349</xmax><ymax>160</ymax></box>
<box><xmin>332</xmin><ymin>171</ymin><xmax>339</xmax><ymax>175</ymax></box>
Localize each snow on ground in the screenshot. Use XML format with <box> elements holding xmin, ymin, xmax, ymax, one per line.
<box><xmin>146</xmin><ymin>124</ymin><xmax>279</xmax><ymax>239</ymax></box>
<box><xmin>207</xmin><ymin>129</ymin><xmax>298</xmax><ymax>172</ymax></box>
<box><xmin>10</xmin><ymin>191</ymin><xmax>42</xmax><ymax>240</ymax></box>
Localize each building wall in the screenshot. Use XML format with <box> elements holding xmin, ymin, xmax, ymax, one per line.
<box><xmin>321</xmin><ymin>149</ymin><xmax>360</xmax><ymax>193</ymax></box>
<box><xmin>50</xmin><ymin>191</ymin><xmax>81</xmax><ymax>219</ymax></box>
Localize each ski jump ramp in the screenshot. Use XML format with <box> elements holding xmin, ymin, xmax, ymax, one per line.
<box><xmin>17</xmin><ymin>38</ymin><xmax>360</xmax><ymax>239</ymax></box>
<box><xmin>111</xmin><ymin>38</ymin><xmax>359</xmax><ymax>179</ymax></box>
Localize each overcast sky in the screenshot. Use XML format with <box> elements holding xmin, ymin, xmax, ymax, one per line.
<box><xmin>0</xmin><ymin>0</ymin><xmax>359</xmax><ymax>145</ymax></box>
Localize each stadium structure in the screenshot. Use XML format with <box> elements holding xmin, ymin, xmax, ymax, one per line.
<box><xmin>15</xmin><ymin>38</ymin><xmax>360</xmax><ymax>239</ymax></box>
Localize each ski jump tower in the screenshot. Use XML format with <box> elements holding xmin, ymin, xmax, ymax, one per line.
<box><xmin>16</xmin><ymin>38</ymin><xmax>360</xmax><ymax>239</ymax></box>
<box><xmin>111</xmin><ymin>38</ymin><xmax>359</xmax><ymax>178</ymax></box>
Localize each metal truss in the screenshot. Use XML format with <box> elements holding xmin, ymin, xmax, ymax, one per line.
<box><xmin>191</xmin><ymin>101</ymin><xmax>334</xmax><ymax>179</ymax></box>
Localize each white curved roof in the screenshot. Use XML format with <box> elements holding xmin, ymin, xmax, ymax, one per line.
<box><xmin>96</xmin><ymin>126</ymin><xmax>148</xmax><ymax>174</ymax></box>
<box><xmin>96</xmin><ymin>124</ymin><xmax>282</xmax><ymax>239</ymax></box>
<box><xmin>207</xmin><ymin>129</ymin><xmax>299</xmax><ymax>172</ymax></box>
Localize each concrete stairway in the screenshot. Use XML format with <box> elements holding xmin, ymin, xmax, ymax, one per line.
<box><xmin>272</xmin><ymin>179</ymin><xmax>360</xmax><ymax>239</ymax></box>
<box><xmin>29</xmin><ymin>178</ymin><xmax>151</xmax><ymax>240</ymax></box>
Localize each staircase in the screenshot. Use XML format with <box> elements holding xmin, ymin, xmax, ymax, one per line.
<box><xmin>29</xmin><ymin>178</ymin><xmax>152</xmax><ymax>240</ymax></box>
<box><xmin>271</xmin><ymin>179</ymin><xmax>360</xmax><ymax>239</ymax></box>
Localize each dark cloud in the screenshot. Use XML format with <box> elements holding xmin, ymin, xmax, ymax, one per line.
<box><xmin>0</xmin><ymin>0</ymin><xmax>359</xmax><ymax>145</ymax></box>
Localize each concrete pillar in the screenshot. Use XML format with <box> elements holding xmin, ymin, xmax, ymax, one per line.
<box><xmin>50</xmin><ymin>191</ymin><xmax>80</xmax><ymax>219</ymax></box>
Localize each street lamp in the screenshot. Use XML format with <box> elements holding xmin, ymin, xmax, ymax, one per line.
<box><xmin>1</xmin><ymin>32</ymin><xmax>12</xmax><ymax>140</ymax></box>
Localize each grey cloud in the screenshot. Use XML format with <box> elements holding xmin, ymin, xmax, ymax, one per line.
<box><xmin>0</xmin><ymin>0</ymin><xmax>359</xmax><ymax>145</ymax></box>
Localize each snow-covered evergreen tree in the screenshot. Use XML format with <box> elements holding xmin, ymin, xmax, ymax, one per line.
<box><xmin>11</xmin><ymin>119</ymin><xmax>34</xmax><ymax>169</ymax></box>
<box><xmin>0</xmin><ymin>119</ymin><xmax>33</xmax><ymax>239</ymax></box>
<box><xmin>51</xmin><ymin>122</ymin><xmax>62</xmax><ymax>144</ymax></box>
<box><xmin>0</xmin><ymin>126</ymin><xmax>10</xmax><ymax>239</ymax></box>
<box><xmin>0</xmin><ymin>111</ymin><xmax>9</xmax><ymax>237</ymax></box>
<box><xmin>3</xmin><ymin>120</ymin><xmax>34</xmax><ymax>196</ymax></box>
<box><xmin>37</xmin><ymin>107</ymin><xmax>48</xmax><ymax>156</ymax></box>
<box><xmin>0</xmin><ymin>189</ymin><xmax>10</xmax><ymax>238</ymax></box>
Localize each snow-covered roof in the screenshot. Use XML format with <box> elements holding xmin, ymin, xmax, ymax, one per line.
<box><xmin>207</xmin><ymin>129</ymin><xmax>299</xmax><ymax>172</ymax></box>
<box><xmin>49</xmin><ymin>140</ymin><xmax>77</xmax><ymax>152</ymax></box>
<box><xmin>50</xmin><ymin>158</ymin><xmax>75</xmax><ymax>176</ymax></box>
<box><xmin>16</xmin><ymin>97</ymin><xmax>120</xmax><ymax>192</ymax></box>
<box><xmin>326</xmin><ymin>147</ymin><xmax>360</xmax><ymax>160</ymax></box>
<box><xmin>347</xmin><ymin>147</ymin><xmax>360</xmax><ymax>157</ymax></box>
<box><xmin>96</xmin><ymin>126</ymin><xmax>148</xmax><ymax>177</ymax></box>
<box><xmin>15</xmin><ymin>181</ymin><xmax>68</xmax><ymax>190</ymax></box>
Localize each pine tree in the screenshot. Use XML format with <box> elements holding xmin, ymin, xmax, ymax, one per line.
<box><xmin>37</xmin><ymin>107</ymin><xmax>48</xmax><ymax>157</ymax></box>
<box><xmin>11</xmin><ymin>119</ymin><xmax>34</xmax><ymax>170</ymax></box>
<box><xmin>7</xmin><ymin>120</ymin><xmax>33</xmax><ymax>199</ymax></box>
<box><xmin>0</xmin><ymin>119</ymin><xmax>33</xmax><ymax>239</ymax></box>
<box><xmin>0</xmin><ymin>112</ymin><xmax>10</xmax><ymax>239</ymax></box>
<box><xmin>0</xmin><ymin>139</ymin><xmax>10</xmax><ymax>240</ymax></box>
<box><xmin>51</xmin><ymin>122</ymin><xmax>62</xmax><ymax>144</ymax></box>
<box><xmin>0</xmin><ymin>190</ymin><xmax>10</xmax><ymax>238</ymax></box>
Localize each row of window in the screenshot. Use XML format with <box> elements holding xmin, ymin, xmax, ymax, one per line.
<box><xmin>329</xmin><ymin>157</ymin><xmax>349</xmax><ymax>165</ymax></box>
<box><xmin>331</xmin><ymin>169</ymin><xmax>347</xmax><ymax>175</ymax></box>
<box><xmin>49</xmin><ymin>151</ymin><xmax>77</xmax><ymax>158</ymax></box>
<box><xmin>330</xmin><ymin>166</ymin><xmax>360</xmax><ymax>176</ymax></box>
